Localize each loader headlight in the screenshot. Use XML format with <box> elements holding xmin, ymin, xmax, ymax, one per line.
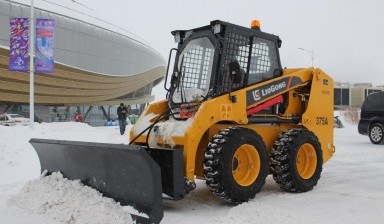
<box><xmin>213</xmin><ymin>23</ymin><xmax>221</xmax><ymax>34</ymax></box>
<box><xmin>174</xmin><ymin>32</ymin><xmax>181</xmax><ymax>43</ymax></box>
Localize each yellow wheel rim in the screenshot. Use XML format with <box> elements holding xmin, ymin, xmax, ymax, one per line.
<box><xmin>232</xmin><ymin>144</ymin><xmax>260</xmax><ymax>187</ymax></box>
<box><xmin>296</xmin><ymin>143</ymin><xmax>317</xmax><ymax>179</ymax></box>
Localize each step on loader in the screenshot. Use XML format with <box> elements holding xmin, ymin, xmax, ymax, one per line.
<box><xmin>30</xmin><ymin>20</ymin><xmax>335</xmax><ymax>223</ymax></box>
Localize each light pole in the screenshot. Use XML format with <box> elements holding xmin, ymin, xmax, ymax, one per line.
<box><xmin>298</xmin><ymin>47</ymin><xmax>315</xmax><ymax>67</ymax></box>
<box><xmin>29</xmin><ymin>0</ymin><xmax>35</xmax><ymax>127</ymax></box>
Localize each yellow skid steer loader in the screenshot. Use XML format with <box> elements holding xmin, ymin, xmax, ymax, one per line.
<box><xmin>30</xmin><ymin>20</ymin><xmax>335</xmax><ymax>223</ymax></box>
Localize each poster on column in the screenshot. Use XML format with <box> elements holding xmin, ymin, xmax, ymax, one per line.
<box><xmin>9</xmin><ymin>18</ymin><xmax>29</xmax><ymax>72</ymax></box>
<box><xmin>35</xmin><ymin>19</ymin><xmax>55</xmax><ymax>73</ymax></box>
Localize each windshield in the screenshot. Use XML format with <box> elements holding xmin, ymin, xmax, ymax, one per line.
<box><xmin>172</xmin><ymin>37</ymin><xmax>215</xmax><ymax>103</ymax></box>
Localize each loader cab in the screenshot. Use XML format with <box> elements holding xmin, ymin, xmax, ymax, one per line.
<box><xmin>167</xmin><ymin>20</ymin><xmax>283</xmax><ymax>118</ymax></box>
<box><xmin>169</xmin><ymin>31</ymin><xmax>217</xmax><ymax>104</ymax></box>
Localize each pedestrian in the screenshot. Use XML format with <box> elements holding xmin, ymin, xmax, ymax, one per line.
<box><xmin>74</xmin><ymin>111</ymin><xmax>83</xmax><ymax>122</ymax></box>
<box><xmin>117</xmin><ymin>103</ymin><xmax>128</xmax><ymax>135</ymax></box>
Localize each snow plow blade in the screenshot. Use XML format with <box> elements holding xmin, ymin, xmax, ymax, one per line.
<box><xmin>29</xmin><ymin>138</ymin><xmax>163</xmax><ymax>224</ymax></box>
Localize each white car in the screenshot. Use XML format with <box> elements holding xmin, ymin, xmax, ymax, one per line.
<box><xmin>0</xmin><ymin>114</ymin><xmax>30</xmax><ymax>126</ymax></box>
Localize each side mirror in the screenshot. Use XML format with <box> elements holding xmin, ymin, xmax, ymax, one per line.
<box><xmin>228</xmin><ymin>61</ymin><xmax>242</xmax><ymax>84</ymax></box>
<box><xmin>164</xmin><ymin>48</ymin><xmax>178</xmax><ymax>91</ymax></box>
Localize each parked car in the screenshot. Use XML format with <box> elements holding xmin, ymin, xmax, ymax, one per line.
<box><xmin>358</xmin><ymin>92</ymin><xmax>384</xmax><ymax>144</ymax></box>
<box><xmin>0</xmin><ymin>114</ymin><xmax>29</xmax><ymax>126</ymax></box>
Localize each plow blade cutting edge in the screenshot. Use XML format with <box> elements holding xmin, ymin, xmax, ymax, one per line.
<box><xmin>29</xmin><ymin>138</ymin><xmax>163</xmax><ymax>224</ymax></box>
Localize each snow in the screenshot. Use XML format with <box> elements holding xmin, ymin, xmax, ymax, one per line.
<box><xmin>9</xmin><ymin>172</ymin><xmax>134</xmax><ymax>224</ymax></box>
<box><xmin>1</xmin><ymin>119</ymin><xmax>384</xmax><ymax>224</ymax></box>
<box><xmin>153</xmin><ymin>118</ymin><xmax>194</xmax><ymax>147</ymax></box>
<box><xmin>132</xmin><ymin>113</ymin><xmax>195</xmax><ymax>148</ymax></box>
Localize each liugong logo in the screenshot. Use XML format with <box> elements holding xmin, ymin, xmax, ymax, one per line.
<box><xmin>252</xmin><ymin>89</ymin><xmax>261</xmax><ymax>101</ymax></box>
<box><xmin>252</xmin><ymin>81</ymin><xmax>287</xmax><ymax>101</ymax></box>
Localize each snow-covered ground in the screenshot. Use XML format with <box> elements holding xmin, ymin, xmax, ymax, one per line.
<box><xmin>0</xmin><ymin>120</ymin><xmax>383</xmax><ymax>224</ymax></box>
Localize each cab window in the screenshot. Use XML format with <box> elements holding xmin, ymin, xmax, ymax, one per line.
<box><xmin>247</xmin><ymin>37</ymin><xmax>280</xmax><ymax>85</ymax></box>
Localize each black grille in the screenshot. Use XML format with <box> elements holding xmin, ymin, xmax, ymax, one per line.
<box><xmin>221</xmin><ymin>32</ymin><xmax>250</xmax><ymax>92</ymax></box>
<box><xmin>181</xmin><ymin>46</ymin><xmax>213</xmax><ymax>89</ymax></box>
<box><xmin>248</xmin><ymin>37</ymin><xmax>279</xmax><ymax>84</ymax></box>
<box><xmin>218</xmin><ymin>32</ymin><xmax>280</xmax><ymax>95</ymax></box>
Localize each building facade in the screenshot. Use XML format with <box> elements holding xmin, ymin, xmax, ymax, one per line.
<box><xmin>0</xmin><ymin>0</ymin><xmax>166</xmax><ymax>124</ymax></box>
<box><xmin>334</xmin><ymin>82</ymin><xmax>384</xmax><ymax>109</ymax></box>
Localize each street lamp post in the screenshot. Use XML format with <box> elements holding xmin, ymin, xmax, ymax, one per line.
<box><xmin>29</xmin><ymin>0</ymin><xmax>35</xmax><ymax>127</ymax></box>
<box><xmin>298</xmin><ymin>47</ymin><xmax>315</xmax><ymax>67</ymax></box>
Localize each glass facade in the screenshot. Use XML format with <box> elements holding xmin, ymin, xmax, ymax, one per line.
<box><xmin>0</xmin><ymin>0</ymin><xmax>165</xmax><ymax>76</ymax></box>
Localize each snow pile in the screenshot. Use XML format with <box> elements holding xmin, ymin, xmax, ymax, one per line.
<box><xmin>334</xmin><ymin>109</ymin><xmax>359</xmax><ymax>127</ymax></box>
<box><xmin>0</xmin><ymin>125</ymin><xmax>41</xmax><ymax>184</ymax></box>
<box><xmin>30</xmin><ymin>122</ymin><xmax>129</xmax><ymax>144</ymax></box>
<box><xmin>132</xmin><ymin>112</ymin><xmax>194</xmax><ymax>147</ymax></box>
<box><xmin>8</xmin><ymin>172</ymin><xmax>135</xmax><ymax>224</ymax></box>
<box><xmin>0</xmin><ymin>122</ymin><xmax>138</xmax><ymax>224</ymax></box>
<box><xmin>157</xmin><ymin>117</ymin><xmax>194</xmax><ymax>137</ymax></box>
<box><xmin>0</xmin><ymin>125</ymin><xmax>31</xmax><ymax>166</ymax></box>
<box><xmin>153</xmin><ymin>117</ymin><xmax>194</xmax><ymax>147</ymax></box>
<box><xmin>0</xmin><ymin>122</ymin><xmax>129</xmax><ymax>185</ymax></box>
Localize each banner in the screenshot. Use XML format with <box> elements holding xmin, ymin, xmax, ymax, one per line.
<box><xmin>9</xmin><ymin>18</ymin><xmax>29</xmax><ymax>72</ymax></box>
<box><xmin>35</xmin><ymin>19</ymin><xmax>55</xmax><ymax>73</ymax></box>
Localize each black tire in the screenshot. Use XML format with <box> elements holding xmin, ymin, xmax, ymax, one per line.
<box><xmin>270</xmin><ymin>129</ymin><xmax>322</xmax><ymax>192</ymax></box>
<box><xmin>369</xmin><ymin>123</ymin><xmax>384</xmax><ymax>144</ymax></box>
<box><xmin>203</xmin><ymin>127</ymin><xmax>268</xmax><ymax>204</ymax></box>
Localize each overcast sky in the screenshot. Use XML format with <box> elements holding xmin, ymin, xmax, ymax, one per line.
<box><xmin>81</xmin><ymin>0</ymin><xmax>384</xmax><ymax>84</ymax></box>
<box><xmin>25</xmin><ymin>0</ymin><xmax>384</xmax><ymax>89</ymax></box>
